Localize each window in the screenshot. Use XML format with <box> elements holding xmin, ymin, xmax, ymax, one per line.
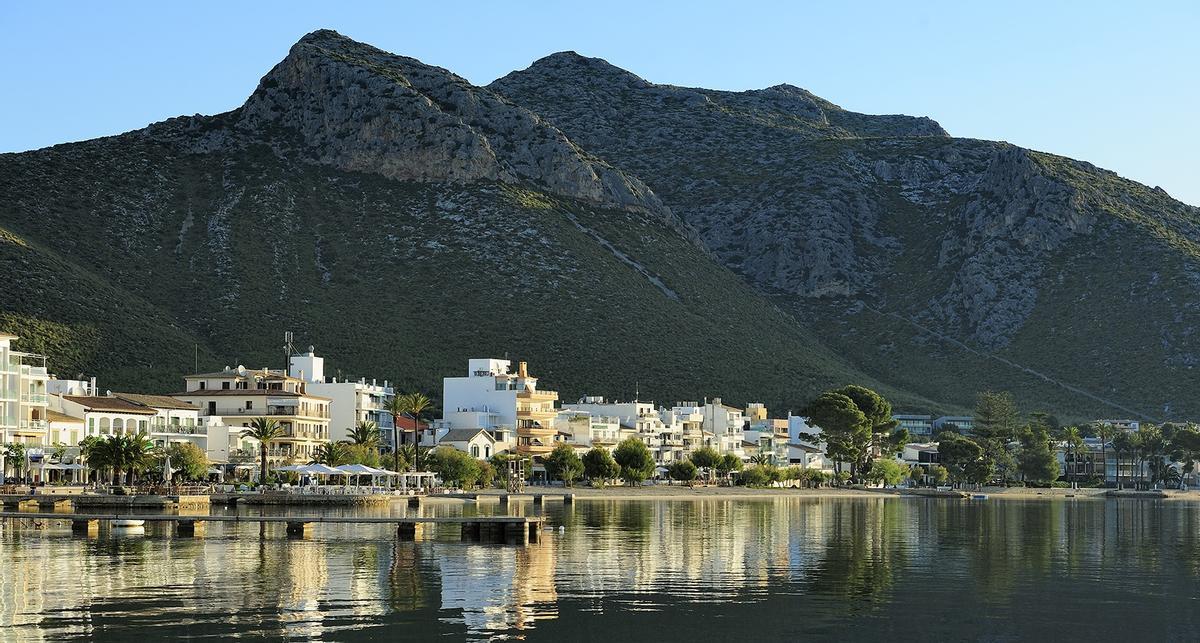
<box><xmin>207</xmin><ymin>402</ymin><xmax>216</xmax><ymax>415</ymax></box>
<box><xmin>236</xmin><ymin>381</ymin><xmax>247</xmax><ymax>390</ymax></box>
<box><xmin>199</xmin><ymin>381</ymin><xmax>206</xmax><ymax>390</ymax></box>
<box><xmin>471</xmin><ymin>445</ymin><xmax>480</xmax><ymax>458</ymax></box>
<box><xmin>245</xmin><ymin>401</ymin><xmax>253</xmax><ymax>410</ymax></box>
<box><xmin>222</xmin><ymin>382</ymin><xmax>230</xmax><ymax>390</ymax></box>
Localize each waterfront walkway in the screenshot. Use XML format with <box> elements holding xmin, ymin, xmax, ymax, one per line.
<box><xmin>0</xmin><ymin>511</ymin><xmax>544</xmax><ymax>544</ymax></box>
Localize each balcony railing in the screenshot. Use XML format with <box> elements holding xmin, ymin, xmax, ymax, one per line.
<box><xmin>20</xmin><ymin>393</ymin><xmax>48</xmax><ymax>404</ymax></box>
<box><xmin>148</xmin><ymin>424</ymin><xmax>204</xmax><ymax>435</ymax></box>
<box><xmin>213</xmin><ymin>407</ymin><xmax>329</xmax><ymax>418</ymax></box>
<box><xmin>17</xmin><ymin>420</ymin><xmax>48</xmax><ymax>432</ymax></box>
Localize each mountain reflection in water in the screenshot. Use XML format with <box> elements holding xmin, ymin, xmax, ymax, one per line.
<box><xmin>2</xmin><ymin>497</ymin><xmax>1199</xmax><ymax>641</ymax></box>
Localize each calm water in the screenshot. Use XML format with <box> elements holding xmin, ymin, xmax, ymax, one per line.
<box><xmin>2</xmin><ymin>497</ymin><xmax>1200</xmax><ymax>641</ymax></box>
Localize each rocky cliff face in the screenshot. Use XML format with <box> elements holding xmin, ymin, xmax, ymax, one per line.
<box><xmin>148</xmin><ymin>31</ymin><xmax>666</xmax><ymax>217</ymax></box>
<box><xmin>492</xmin><ymin>52</ymin><xmax>1200</xmax><ymax>419</ymax></box>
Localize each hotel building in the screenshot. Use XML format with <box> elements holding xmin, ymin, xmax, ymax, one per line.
<box><xmin>173</xmin><ymin>365</ymin><xmax>331</xmax><ymax>465</ymax></box>
<box><xmin>439</xmin><ymin>359</ymin><xmax>558</xmax><ymax>458</ymax></box>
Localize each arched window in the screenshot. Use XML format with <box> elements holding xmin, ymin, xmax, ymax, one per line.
<box><xmin>99</xmin><ymin>417</ymin><xmax>110</xmax><ymax>434</ymax></box>
<box><xmin>113</xmin><ymin>418</ymin><xmax>124</xmax><ymax>434</ymax></box>
<box><xmin>471</xmin><ymin>445</ymin><xmax>480</xmax><ymax>458</ymax></box>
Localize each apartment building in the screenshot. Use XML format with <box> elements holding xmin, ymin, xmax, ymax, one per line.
<box><xmin>0</xmin><ymin>333</ymin><xmax>50</xmax><ymax>449</ymax></box>
<box><xmin>173</xmin><ymin>365</ymin><xmax>330</xmax><ymax>465</ymax></box>
<box><xmin>287</xmin><ymin>349</ymin><xmax>396</xmax><ymax>445</ymax></box>
<box><xmin>440</xmin><ymin>359</ymin><xmax>558</xmax><ymax>458</ymax></box>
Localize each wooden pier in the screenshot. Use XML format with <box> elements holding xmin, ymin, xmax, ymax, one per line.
<box><xmin>0</xmin><ymin>512</ymin><xmax>544</xmax><ymax>545</ymax></box>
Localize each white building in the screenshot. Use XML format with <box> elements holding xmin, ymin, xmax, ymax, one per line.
<box><xmin>434</xmin><ymin>428</ymin><xmax>498</xmax><ymax>460</ymax></box>
<box><xmin>564</xmin><ymin>397</ymin><xmax>685</xmax><ymax>464</ymax></box>
<box><xmin>0</xmin><ymin>333</ymin><xmax>50</xmax><ymax>459</ymax></box>
<box><xmin>553</xmin><ymin>410</ymin><xmax>622</xmax><ymax>451</ymax></box>
<box><xmin>701</xmin><ymin>398</ymin><xmax>746</xmax><ymax>455</ymax></box>
<box><xmin>287</xmin><ymin>349</ymin><xmax>396</xmax><ymax>446</ymax></box>
<box><xmin>439</xmin><ymin>359</ymin><xmax>558</xmax><ymax>458</ymax></box>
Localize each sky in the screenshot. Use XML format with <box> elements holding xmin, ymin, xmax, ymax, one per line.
<box><xmin>3</xmin><ymin>1</ymin><xmax>1198</xmax><ymax>204</ymax></box>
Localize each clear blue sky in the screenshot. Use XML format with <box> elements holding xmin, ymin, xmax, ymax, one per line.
<box><xmin>4</xmin><ymin>1</ymin><xmax>1197</xmax><ymax>204</ymax></box>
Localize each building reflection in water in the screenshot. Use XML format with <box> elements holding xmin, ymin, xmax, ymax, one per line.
<box><xmin>5</xmin><ymin>499</ymin><xmax>1200</xmax><ymax>640</ymax></box>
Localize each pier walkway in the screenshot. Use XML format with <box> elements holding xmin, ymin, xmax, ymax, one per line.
<box><xmin>0</xmin><ymin>511</ymin><xmax>544</xmax><ymax>544</ymax></box>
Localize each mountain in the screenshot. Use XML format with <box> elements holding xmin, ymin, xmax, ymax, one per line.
<box><xmin>0</xmin><ymin>30</ymin><xmax>933</xmax><ymax>413</ymax></box>
<box><xmin>490</xmin><ymin>52</ymin><xmax>1200</xmax><ymax>421</ymax></box>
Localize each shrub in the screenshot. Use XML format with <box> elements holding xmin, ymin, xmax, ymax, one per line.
<box><xmin>427</xmin><ymin>447</ymin><xmax>481</xmax><ymax>489</ymax></box>
<box><xmin>667</xmin><ymin>458</ymin><xmax>698</xmax><ymax>483</ymax></box>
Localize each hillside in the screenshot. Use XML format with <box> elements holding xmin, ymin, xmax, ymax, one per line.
<box><xmin>0</xmin><ymin>30</ymin><xmax>934</xmax><ymax>413</ymax></box>
<box><xmin>491</xmin><ymin>52</ymin><xmax>1200</xmax><ymax>420</ymax></box>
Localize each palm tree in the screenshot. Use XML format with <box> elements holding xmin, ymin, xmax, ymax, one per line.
<box><xmin>245</xmin><ymin>417</ymin><xmax>285</xmax><ymax>483</ymax></box>
<box><xmin>383</xmin><ymin>395</ymin><xmax>408</xmax><ymax>473</ymax></box>
<box><xmin>1063</xmin><ymin>426</ymin><xmax>1084</xmax><ymax>485</ymax></box>
<box><xmin>311</xmin><ymin>441</ymin><xmax>350</xmax><ymax>466</ymax></box>
<box><xmin>120</xmin><ymin>433</ymin><xmax>157</xmax><ymax>485</ymax></box>
<box><xmin>1093</xmin><ymin>421</ymin><xmax>1112</xmax><ymax>485</ymax></box>
<box><xmin>348</xmin><ymin>420</ymin><xmax>381</xmax><ymax>449</ymax></box>
<box><xmin>749</xmin><ymin>453</ymin><xmax>771</xmax><ymax>466</ymax></box>
<box><xmin>399</xmin><ymin>392</ymin><xmax>433</xmax><ymax>472</ymax></box>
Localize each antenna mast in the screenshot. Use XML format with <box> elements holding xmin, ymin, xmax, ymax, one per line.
<box><xmin>283</xmin><ymin>331</ymin><xmax>295</xmax><ymax>372</ymax></box>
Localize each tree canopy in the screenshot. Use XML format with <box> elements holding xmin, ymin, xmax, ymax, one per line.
<box><xmin>612</xmin><ymin>437</ymin><xmax>655</xmax><ymax>486</ymax></box>
<box><xmin>545</xmin><ymin>443</ymin><xmax>584</xmax><ymax>486</ymax></box>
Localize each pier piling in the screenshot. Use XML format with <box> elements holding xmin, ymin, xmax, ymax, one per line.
<box><xmin>176</xmin><ymin>520</ymin><xmax>206</xmax><ymax>537</ymax></box>
<box><xmin>285</xmin><ymin>521</ymin><xmax>312</xmax><ymax>539</ymax></box>
<box><xmin>397</xmin><ymin>523</ymin><xmax>425</xmax><ymax>541</ymax></box>
<box><xmin>71</xmin><ymin>519</ymin><xmax>99</xmax><ymax>536</ymax></box>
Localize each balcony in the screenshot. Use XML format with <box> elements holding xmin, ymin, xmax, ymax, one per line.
<box><xmin>17</xmin><ymin>420</ymin><xmax>48</xmax><ymax>432</ymax></box>
<box><xmin>149</xmin><ymin>424</ymin><xmax>204</xmax><ymax>435</ymax></box>
<box><xmin>20</xmin><ymin>393</ymin><xmax>48</xmax><ymax>405</ymax></box>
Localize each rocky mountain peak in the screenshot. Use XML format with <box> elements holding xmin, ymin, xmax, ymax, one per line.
<box><xmin>505</xmin><ymin>51</ymin><xmax>653</xmax><ymax>91</ymax></box>
<box><xmin>145</xmin><ymin>30</ymin><xmax>666</xmax><ymax>215</ymax></box>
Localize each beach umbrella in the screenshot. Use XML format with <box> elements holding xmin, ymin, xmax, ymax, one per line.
<box><xmin>163</xmin><ymin>454</ymin><xmax>173</xmax><ymax>483</ymax></box>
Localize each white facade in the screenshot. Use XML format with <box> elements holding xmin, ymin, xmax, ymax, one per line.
<box><xmin>552</xmin><ymin>411</ymin><xmax>622</xmax><ymax>450</ymax></box>
<box><xmin>0</xmin><ymin>334</ymin><xmax>50</xmax><ymax>457</ymax></box>
<box><xmin>564</xmin><ymin>398</ymin><xmax>685</xmax><ymax>464</ymax></box>
<box><xmin>440</xmin><ymin>359</ymin><xmax>559</xmax><ymax>457</ymax></box>
<box><xmin>289</xmin><ymin>349</ymin><xmax>395</xmax><ymax>445</ymax></box>
<box><xmin>434</xmin><ymin>428</ymin><xmax>498</xmax><ymax>460</ymax></box>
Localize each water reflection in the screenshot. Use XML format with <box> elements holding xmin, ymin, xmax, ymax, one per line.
<box><xmin>3</xmin><ymin>498</ymin><xmax>1200</xmax><ymax>640</ymax></box>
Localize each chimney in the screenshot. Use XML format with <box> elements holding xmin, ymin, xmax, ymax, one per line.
<box><xmin>518</xmin><ymin>361</ymin><xmax>528</xmax><ymax>378</ymax></box>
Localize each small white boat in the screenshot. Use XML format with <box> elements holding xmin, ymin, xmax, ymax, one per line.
<box><xmin>112</xmin><ymin>519</ymin><xmax>145</xmax><ymax>528</ymax></box>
